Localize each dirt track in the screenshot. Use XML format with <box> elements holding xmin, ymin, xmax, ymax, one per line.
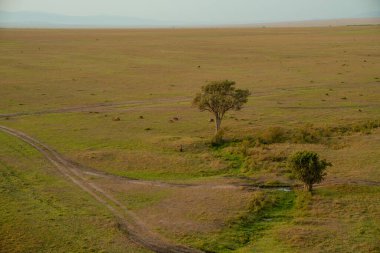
<box><xmin>0</xmin><ymin>97</ymin><xmax>190</xmax><ymax>119</ymax></box>
<box><xmin>0</xmin><ymin>125</ymin><xmax>203</xmax><ymax>253</ymax></box>
<box><xmin>2</xmin><ymin>125</ymin><xmax>378</xmax><ymax>252</ymax></box>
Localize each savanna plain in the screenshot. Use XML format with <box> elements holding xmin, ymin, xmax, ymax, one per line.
<box><xmin>0</xmin><ymin>26</ymin><xmax>380</xmax><ymax>253</ymax></box>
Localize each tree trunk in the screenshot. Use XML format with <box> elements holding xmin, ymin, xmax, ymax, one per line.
<box><xmin>215</xmin><ymin>116</ymin><xmax>222</xmax><ymax>134</ymax></box>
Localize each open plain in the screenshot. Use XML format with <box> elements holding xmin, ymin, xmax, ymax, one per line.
<box><xmin>1</xmin><ymin>26</ymin><xmax>380</xmax><ymax>252</ymax></box>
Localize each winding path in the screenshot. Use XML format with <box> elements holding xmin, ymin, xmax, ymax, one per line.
<box><xmin>0</xmin><ymin>97</ymin><xmax>190</xmax><ymax>119</ymax></box>
<box><xmin>2</xmin><ymin>125</ymin><xmax>378</xmax><ymax>252</ymax></box>
<box><xmin>0</xmin><ymin>125</ymin><xmax>203</xmax><ymax>253</ymax></box>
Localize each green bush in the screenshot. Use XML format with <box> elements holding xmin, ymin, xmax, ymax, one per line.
<box><xmin>288</xmin><ymin>151</ymin><xmax>332</xmax><ymax>192</ymax></box>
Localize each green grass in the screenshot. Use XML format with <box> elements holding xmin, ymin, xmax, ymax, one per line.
<box><xmin>0</xmin><ymin>132</ymin><xmax>149</xmax><ymax>253</ymax></box>
<box><xmin>234</xmin><ymin>186</ymin><xmax>380</xmax><ymax>253</ymax></box>
<box><xmin>0</xmin><ymin>26</ymin><xmax>379</xmax><ymax>252</ymax></box>
<box><xmin>181</xmin><ymin>191</ymin><xmax>296</xmax><ymax>252</ymax></box>
<box><xmin>116</xmin><ymin>190</ymin><xmax>171</xmax><ymax>210</ymax></box>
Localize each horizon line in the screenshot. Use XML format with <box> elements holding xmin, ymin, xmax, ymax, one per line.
<box><xmin>1</xmin><ymin>17</ymin><xmax>380</xmax><ymax>29</ymax></box>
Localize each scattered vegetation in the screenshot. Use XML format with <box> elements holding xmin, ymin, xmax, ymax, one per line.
<box><xmin>191</xmin><ymin>191</ymin><xmax>295</xmax><ymax>252</ymax></box>
<box><xmin>206</xmin><ymin>120</ymin><xmax>379</xmax><ymax>180</ymax></box>
<box><xmin>257</xmin><ymin>119</ymin><xmax>380</xmax><ymax>145</ymax></box>
<box><xmin>1</xmin><ymin>27</ymin><xmax>379</xmax><ymax>253</ymax></box>
<box><xmin>258</xmin><ymin>127</ymin><xmax>287</xmax><ymax>144</ymax></box>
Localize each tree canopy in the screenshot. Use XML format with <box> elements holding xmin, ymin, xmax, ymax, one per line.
<box><xmin>193</xmin><ymin>80</ymin><xmax>250</xmax><ymax>133</ymax></box>
<box><xmin>288</xmin><ymin>151</ymin><xmax>331</xmax><ymax>192</ymax></box>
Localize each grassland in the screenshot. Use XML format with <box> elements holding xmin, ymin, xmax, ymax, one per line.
<box><xmin>0</xmin><ymin>26</ymin><xmax>379</xmax><ymax>252</ymax></box>
<box><xmin>0</xmin><ymin>131</ymin><xmax>149</xmax><ymax>253</ymax></box>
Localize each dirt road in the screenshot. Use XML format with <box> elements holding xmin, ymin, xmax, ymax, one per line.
<box><xmin>0</xmin><ymin>97</ymin><xmax>191</xmax><ymax>119</ymax></box>
<box><xmin>0</xmin><ymin>125</ymin><xmax>203</xmax><ymax>253</ymax></box>
<box><xmin>2</xmin><ymin>125</ymin><xmax>377</xmax><ymax>252</ymax></box>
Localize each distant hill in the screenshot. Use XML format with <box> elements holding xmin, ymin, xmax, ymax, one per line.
<box><xmin>0</xmin><ymin>11</ymin><xmax>175</xmax><ymax>28</ymax></box>
<box><xmin>0</xmin><ymin>11</ymin><xmax>379</xmax><ymax>28</ymax></box>
<box><xmin>248</xmin><ymin>18</ymin><xmax>380</xmax><ymax>28</ymax></box>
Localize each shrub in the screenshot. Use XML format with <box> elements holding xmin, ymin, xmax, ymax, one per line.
<box><xmin>248</xmin><ymin>192</ymin><xmax>273</xmax><ymax>212</ymax></box>
<box><xmin>291</xmin><ymin>124</ymin><xmax>322</xmax><ymax>143</ymax></box>
<box><xmin>352</xmin><ymin>120</ymin><xmax>380</xmax><ymax>134</ymax></box>
<box><xmin>288</xmin><ymin>151</ymin><xmax>331</xmax><ymax>192</ymax></box>
<box><xmin>211</xmin><ymin>129</ymin><xmax>225</xmax><ymax>146</ymax></box>
<box><xmin>259</xmin><ymin>127</ymin><xmax>287</xmax><ymax>144</ymax></box>
<box><xmin>241</xmin><ymin>157</ymin><xmax>264</xmax><ymax>172</ymax></box>
<box><xmin>238</xmin><ymin>140</ymin><xmax>251</xmax><ymax>156</ymax></box>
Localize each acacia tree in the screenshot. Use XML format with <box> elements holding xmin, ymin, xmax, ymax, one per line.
<box><xmin>193</xmin><ymin>80</ymin><xmax>250</xmax><ymax>133</ymax></box>
<box><xmin>288</xmin><ymin>151</ymin><xmax>332</xmax><ymax>192</ymax></box>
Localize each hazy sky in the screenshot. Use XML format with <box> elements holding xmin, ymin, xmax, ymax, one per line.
<box><xmin>1</xmin><ymin>0</ymin><xmax>379</xmax><ymax>24</ymax></box>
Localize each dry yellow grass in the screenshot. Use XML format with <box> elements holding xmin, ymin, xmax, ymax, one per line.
<box><xmin>1</xmin><ymin>26</ymin><xmax>379</xmax><ymax>252</ymax></box>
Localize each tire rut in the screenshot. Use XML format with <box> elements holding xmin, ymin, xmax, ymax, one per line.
<box><xmin>0</xmin><ymin>125</ymin><xmax>203</xmax><ymax>253</ymax></box>
<box><xmin>0</xmin><ymin>97</ymin><xmax>190</xmax><ymax>119</ymax></box>
<box><xmin>2</xmin><ymin>125</ymin><xmax>375</xmax><ymax>252</ymax></box>
<box><xmin>82</xmin><ymin>170</ymin><xmax>248</xmax><ymax>190</ymax></box>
